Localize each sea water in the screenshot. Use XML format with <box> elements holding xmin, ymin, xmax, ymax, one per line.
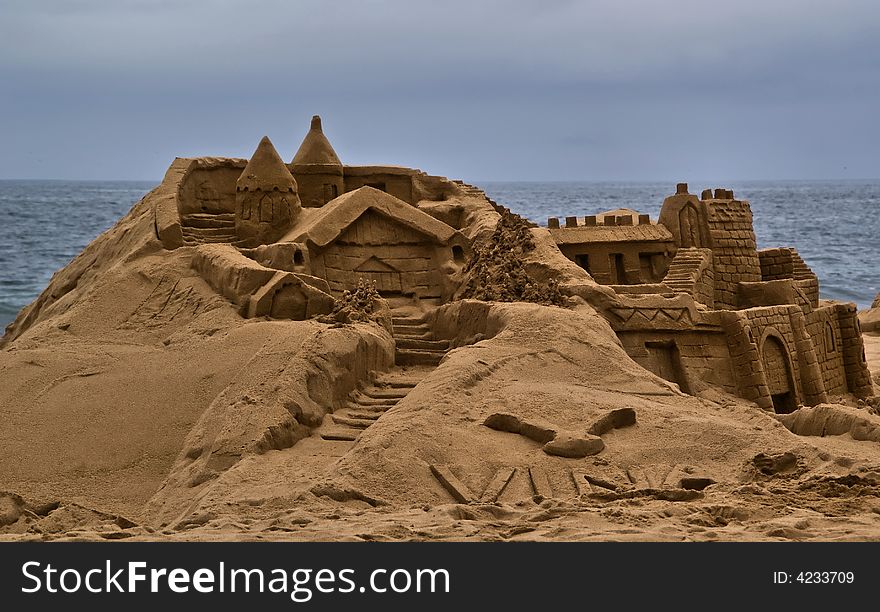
<box><xmin>1</xmin><ymin>179</ymin><xmax>877</xmax><ymax>330</ymax></box>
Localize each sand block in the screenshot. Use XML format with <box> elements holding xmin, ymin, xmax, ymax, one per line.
<box><xmin>528</xmin><ymin>467</ymin><xmax>553</xmax><ymax>499</ymax></box>
<box><xmin>320</xmin><ymin>428</ymin><xmax>360</xmax><ymax>442</ymax></box>
<box><xmin>570</xmin><ymin>471</ymin><xmax>594</xmax><ymax>497</ymax></box>
<box><xmin>483</xmin><ymin>412</ymin><xmax>557</xmax><ymax>444</ymax></box>
<box><xmin>588</xmin><ymin>408</ymin><xmax>637</xmax><ymax>436</ymax></box>
<box><xmin>542</xmin><ymin>433</ymin><xmax>604</xmax><ymax>458</ymax></box>
<box><xmin>331</xmin><ymin>415</ymin><xmax>374</xmax><ymax>429</ymax></box>
<box><xmin>627</xmin><ymin>466</ymin><xmax>651</xmax><ymax>489</ymax></box>
<box><xmin>430</xmin><ymin>465</ymin><xmax>474</xmax><ymax>503</ymax></box>
<box><xmin>480</xmin><ymin>467</ymin><xmax>516</xmax><ymax>503</ymax></box>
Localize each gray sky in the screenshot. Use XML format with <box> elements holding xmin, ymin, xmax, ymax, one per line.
<box><xmin>1</xmin><ymin>0</ymin><xmax>878</xmax><ymax>181</ymax></box>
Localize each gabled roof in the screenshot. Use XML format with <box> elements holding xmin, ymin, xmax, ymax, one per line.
<box><xmin>549</xmin><ymin>224</ymin><xmax>673</xmax><ymax>245</ymax></box>
<box><xmin>291</xmin><ymin>115</ymin><xmax>342</xmax><ymax>166</ymax></box>
<box><xmin>286</xmin><ymin>186</ymin><xmax>458</xmax><ymax>248</ymax></box>
<box><xmin>356</xmin><ymin>256</ymin><xmax>399</xmax><ymax>272</ymax></box>
<box><xmin>237</xmin><ymin>136</ymin><xmax>297</xmax><ymax>192</ymax></box>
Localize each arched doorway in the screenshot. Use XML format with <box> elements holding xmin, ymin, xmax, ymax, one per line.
<box><xmin>679</xmin><ymin>203</ymin><xmax>702</xmax><ymax>248</ymax></box>
<box><xmin>761</xmin><ymin>335</ymin><xmax>797</xmax><ymax>413</ymax></box>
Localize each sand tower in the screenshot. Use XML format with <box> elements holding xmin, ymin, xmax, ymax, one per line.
<box><xmin>291</xmin><ymin>115</ymin><xmax>345</xmax><ymax>208</ymax></box>
<box><xmin>235</xmin><ymin>136</ymin><xmax>302</xmax><ymax>246</ymax></box>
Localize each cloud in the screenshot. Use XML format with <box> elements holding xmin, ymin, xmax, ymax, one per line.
<box><xmin>0</xmin><ymin>0</ymin><xmax>879</xmax><ymax>179</ymax></box>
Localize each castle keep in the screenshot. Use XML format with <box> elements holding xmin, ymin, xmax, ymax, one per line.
<box><xmin>155</xmin><ymin>116</ymin><xmax>472</xmax><ymax>319</ymax></box>
<box><xmin>152</xmin><ymin>118</ymin><xmax>872</xmax><ymax>415</ymax></box>
<box><xmin>547</xmin><ymin>183</ymin><xmax>872</xmax><ymax>412</ymax></box>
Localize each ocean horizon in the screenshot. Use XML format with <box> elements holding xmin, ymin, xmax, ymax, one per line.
<box><xmin>1</xmin><ymin>178</ymin><xmax>877</xmax><ymax>329</ymax></box>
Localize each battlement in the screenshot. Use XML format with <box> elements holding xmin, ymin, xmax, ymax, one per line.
<box><xmin>548</xmin><ymin>211</ymin><xmax>653</xmax><ymax>228</ymax></box>
<box><xmin>545</xmin><ymin>181</ymin><xmax>873</xmax><ymax>409</ymax></box>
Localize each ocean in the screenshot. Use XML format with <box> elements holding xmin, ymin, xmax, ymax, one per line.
<box><xmin>1</xmin><ymin>179</ymin><xmax>877</xmax><ymax>330</ymax></box>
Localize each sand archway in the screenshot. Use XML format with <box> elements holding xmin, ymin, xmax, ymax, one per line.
<box><xmin>760</xmin><ymin>333</ymin><xmax>798</xmax><ymax>413</ymax></box>
<box><xmin>679</xmin><ymin>203</ymin><xmax>702</xmax><ymax>248</ymax></box>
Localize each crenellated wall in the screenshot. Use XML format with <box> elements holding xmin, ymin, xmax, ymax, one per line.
<box><xmin>758</xmin><ymin>247</ymin><xmax>795</xmax><ymax>281</ymax></box>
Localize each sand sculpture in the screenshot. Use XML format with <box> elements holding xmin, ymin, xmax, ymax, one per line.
<box><xmin>547</xmin><ymin>182</ymin><xmax>873</xmax><ymax>413</ymax></box>
<box><xmin>155</xmin><ymin>116</ymin><xmax>471</xmax><ymax>319</ymax></box>
<box><xmin>1</xmin><ymin>116</ymin><xmax>878</xmax><ymax>541</ymax></box>
<box><xmin>173</xmin><ymin>127</ymin><xmax>872</xmax><ymax>416</ymax></box>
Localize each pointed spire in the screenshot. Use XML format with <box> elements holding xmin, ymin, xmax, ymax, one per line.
<box><xmin>291</xmin><ymin>114</ymin><xmax>342</xmax><ymax>166</ymax></box>
<box><xmin>237</xmin><ymin>136</ymin><xmax>297</xmax><ymax>192</ymax></box>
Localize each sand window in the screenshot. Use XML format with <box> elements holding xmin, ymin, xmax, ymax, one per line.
<box><xmin>824</xmin><ymin>322</ymin><xmax>836</xmax><ymax>353</ymax></box>
<box><xmin>323</xmin><ymin>183</ymin><xmax>338</xmax><ymax>203</ymax></box>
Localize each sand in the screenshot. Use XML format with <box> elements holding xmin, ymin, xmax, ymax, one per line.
<box><xmin>1</xmin><ymin>183</ymin><xmax>880</xmax><ymax>541</ymax></box>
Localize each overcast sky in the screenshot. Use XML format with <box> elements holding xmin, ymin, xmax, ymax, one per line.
<box><xmin>1</xmin><ymin>0</ymin><xmax>878</xmax><ymax>181</ymax></box>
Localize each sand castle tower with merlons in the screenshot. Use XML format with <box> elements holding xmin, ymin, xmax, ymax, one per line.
<box><xmin>291</xmin><ymin>115</ymin><xmax>345</xmax><ymax>208</ymax></box>
<box><xmin>235</xmin><ymin>136</ymin><xmax>302</xmax><ymax>246</ymax></box>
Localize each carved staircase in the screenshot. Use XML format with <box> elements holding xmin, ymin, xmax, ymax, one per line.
<box><xmin>319</xmin><ymin>367</ymin><xmax>428</xmax><ymax>442</ymax></box>
<box><xmin>451</xmin><ymin>179</ymin><xmax>536</xmax><ymax>225</ymax></box>
<box><xmin>662</xmin><ymin>247</ymin><xmax>714</xmax><ymax>307</ymax></box>
<box><xmin>318</xmin><ymin>310</ymin><xmax>451</xmax><ymax>443</ymax></box>
<box><xmin>790</xmin><ymin>249</ymin><xmax>815</xmax><ymax>280</ymax></box>
<box><xmin>452</xmin><ymin>179</ymin><xmax>503</xmax><ymax>213</ymax></box>
<box><xmin>391</xmin><ymin>313</ymin><xmax>450</xmax><ymax>366</ymax></box>
<box><xmin>789</xmin><ymin>248</ymin><xmax>819</xmax><ymax>307</ymax></box>
<box><xmin>663</xmin><ymin>248</ymin><xmax>709</xmax><ymax>293</ymax></box>
<box><xmin>180</xmin><ymin>212</ymin><xmax>238</xmax><ymax>246</ymax></box>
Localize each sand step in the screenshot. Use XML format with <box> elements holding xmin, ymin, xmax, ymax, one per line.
<box><xmin>331</xmin><ymin>415</ymin><xmax>375</xmax><ymax>429</ymax></box>
<box><xmin>182</xmin><ymin>235</ymin><xmax>236</xmax><ymax>244</ymax></box>
<box><xmin>395</xmin><ymin>348</ymin><xmax>446</xmax><ymax>366</ymax></box>
<box><xmin>396</xmin><ymin>338</ymin><xmax>449</xmax><ymax>351</ymax></box>
<box><xmin>339</xmin><ymin>410</ymin><xmax>382</xmax><ymax>421</ymax></box>
<box><xmin>183</xmin><ymin>239</ymin><xmax>235</xmax><ymax>247</ymax></box>
<box><xmin>320</xmin><ymin>428</ymin><xmax>361</xmax><ymax>442</ymax></box>
<box><xmin>182</xmin><ymin>213</ymin><xmax>235</xmax><ymax>219</ymax></box>
<box><xmin>182</xmin><ymin>222</ymin><xmax>236</xmax><ymax>232</ymax></box>
<box><xmin>345</xmin><ymin>403</ymin><xmax>391</xmax><ymax>414</ymax></box>
<box><xmin>361</xmin><ymin>387</ymin><xmax>410</xmax><ymax>399</ymax></box>
<box><xmin>351</xmin><ymin>395</ymin><xmax>399</xmax><ymax>407</ymax></box>
<box><xmin>391</xmin><ymin>316</ymin><xmax>427</xmax><ymax>326</ymax></box>
<box><xmin>181</xmin><ymin>226</ymin><xmax>237</xmax><ymax>243</ymax></box>
<box><xmin>181</xmin><ymin>213</ymin><xmax>236</xmax><ymax>229</ymax></box>
<box><xmin>183</xmin><ymin>212</ymin><xmax>235</xmax><ymax>220</ymax></box>
<box><xmin>392</xmin><ymin>323</ymin><xmax>431</xmax><ymax>335</ymax></box>
<box><xmin>182</xmin><ymin>226</ymin><xmax>237</xmax><ymax>237</ymax></box>
<box><xmin>394</xmin><ymin>331</ymin><xmax>433</xmax><ymax>341</ymax></box>
<box><xmin>373</xmin><ymin>379</ymin><xmax>418</xmax><ymax>389</ymax></box>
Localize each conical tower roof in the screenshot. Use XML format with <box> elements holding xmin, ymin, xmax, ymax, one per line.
<box><xmin>291</xmin><ymin>115</ymin><xmax>342</xmax><ymax>166</ymax></box>
<box><xmin>237</xmin><ymin>136</ymin><xmax>297</xmax><ymax>192</ymax></box>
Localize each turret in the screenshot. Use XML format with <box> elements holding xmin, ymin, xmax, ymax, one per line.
<box><xmin>290</xmin><ymin>115</ymin><xmax>345</xmax><ymax>208</ymax></box>
<box><xmin>658</xmin><ymin>181</ymin><xmax>710</xmax><ymax>249</ymax></box>
<box><xmin>235</xmin><ymin>136</ymin><xmax>301</xmax><ymax>246</ymax></box>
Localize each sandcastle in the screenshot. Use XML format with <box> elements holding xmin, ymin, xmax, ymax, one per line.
<box><xmin>150</xmin><ymin>118</ymin><xmax>873</xmax><ymax>415</ymax></box>
<box><xmin>547</xmin><ymin>183</ymin><xmax>873</xmax><ymax>412</ymax></box>
<box><xmin>155</xmin><ymin>116</ymin><xmax>471</xmax><ymax>323</ymax></box>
